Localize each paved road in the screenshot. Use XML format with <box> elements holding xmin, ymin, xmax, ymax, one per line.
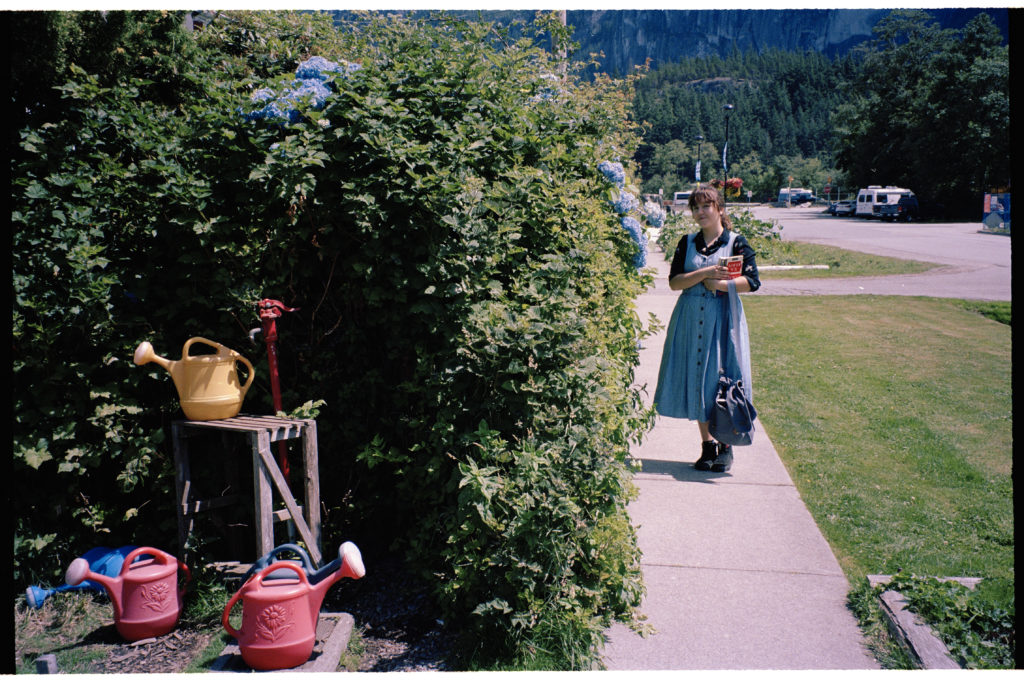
<box><xmin>740</xmin><ymin>206</ymin><xmax>1011</xmax><ymax>301</ymax></box>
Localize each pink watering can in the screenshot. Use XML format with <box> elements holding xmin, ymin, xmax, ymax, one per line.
<box><xmin>65</xmin><ymin>546</ymin><xmax>191</xmax><ymax>642</ymax></box>
<box><xmin>222</xmin><ymin>542</ymin><xmax>365</xmax><ymax>671</ymax></box>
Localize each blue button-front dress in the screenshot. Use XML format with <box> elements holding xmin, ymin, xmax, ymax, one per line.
<box><xmin>653</xmin><ymin>231</ymin><xmax>752</xmax><ymax>421</ymax></box>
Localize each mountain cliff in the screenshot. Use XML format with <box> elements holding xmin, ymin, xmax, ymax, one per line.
<box><xmin>332</xmin><ymin>9</ymin><xmax>1009</xmax><ymax>76</ymax></box>
<box><xmin>565</xmin><ymin>8</ymin><xmax>1009</xmax><ymax>75</ymax></box>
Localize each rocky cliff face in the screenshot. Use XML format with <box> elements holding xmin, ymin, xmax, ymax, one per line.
<box><xmin>566</xmin><ymin>8</ymin><xmax>1008</xmax><ymax>74</ymax></box>
<box><xmin>330</xmin><ymin>8</ymin><xmax>1009</xmax><ymax>75</ymax></box>
<box><xmin>570</xmin><ymin>9</ymin><xmax>884</xmax><ymax>70</ymax></box>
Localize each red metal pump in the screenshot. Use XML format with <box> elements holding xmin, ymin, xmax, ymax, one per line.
<box><xmin>250</xmin><ymin>299</ymin><xmax>298</xmax><ymax>479</ymax></box>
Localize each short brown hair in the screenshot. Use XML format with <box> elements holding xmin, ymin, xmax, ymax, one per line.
<box><xmin>687</xmin><ymin>184</ymin><xmax>733</xmax><ymax>230</ymax></box>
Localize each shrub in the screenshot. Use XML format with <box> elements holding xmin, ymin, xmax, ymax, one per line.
<box><xmin>13</xmin><ymin>10</ymin><xmax>653</xmax><ymax>669</ymax></box>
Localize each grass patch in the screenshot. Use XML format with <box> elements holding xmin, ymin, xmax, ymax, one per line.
<box><xmin>337</xmin><ymin>625</ymin><xmax>367</xmax><ymax>671</ymax></box>
<box><xmin>14</xmin><ymin>592</ymin><xmax>114</xmax><ymax>674</ymax></box>
<box><xmin>956</xmin><ymin>300</ymin><xmax>1011</xmax><ymax>326</ymax></box>
<box><xmin>759</xmin><ymin>242</ymin><xmax>941</xmax><ymax>279</ymax></box>
<box><xmin>745</xmin><ymin>295</ymin><xmax>1013</xmax><ymax>581</ymax></box>
<box><xmin>745</xmin><ymin>295</ymin><xmax>1013</xmax><ymax>668</ymax></box>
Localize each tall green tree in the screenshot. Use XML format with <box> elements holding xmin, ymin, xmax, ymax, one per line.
<box><xmin>9</xmin><ymin>11</ymin><xmax>203</xmax><ymax>139</ymax></box>
<box><xmin>833</xmin><ymin>10</ymin><xmax>1008</xmax><ymax>218</ymax></box>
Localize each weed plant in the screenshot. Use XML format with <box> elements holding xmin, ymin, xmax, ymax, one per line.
<box><xmin>851</xmin><ymin>574</ymin><xmax>1015</xmax><ymax>669</ymax></box>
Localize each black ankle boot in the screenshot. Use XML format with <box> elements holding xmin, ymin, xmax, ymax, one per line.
<box><xmin>711</xmin><ymin>442</ymin><xmax>733</xmax><ymax>472</ymax></box>
<box><xmin>694</xmin><ymin>440</ymin><xmax>717</xmax><ymax>471</ymax></box>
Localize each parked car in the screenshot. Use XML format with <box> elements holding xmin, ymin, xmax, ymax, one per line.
<box><xmin>828</xmin><ymin>199</ymin><xmax>855</xmax><ymax>216</ymax></box>
<box><xmin>778</xmin><ymin>188</ymin><xmax>817</xmax><ymax>205</ymax></box>
<box><xmin>876</xmin><ymin>195</ymin><xmax>920</xmax><ymax>221</ymax></box>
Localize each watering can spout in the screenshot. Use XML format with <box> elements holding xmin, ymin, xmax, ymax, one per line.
<box><xmin>134</xmin><ymin>341</ymin><xmax>173</xmax><ymax>371</ymax></box>
<box><xmin>66</xmin><ymin>558</ymin><xmax>122</xmax><ymax>614</ymax></box>
<box><xmin>307</xmin><ymin>542</ymin><xmax>365</xmax><ymax>624</ymax></box>
<box><xmin>338</xmin><ymin>541</ymin><xmax>366</xmax><ymax>580</ymax></box>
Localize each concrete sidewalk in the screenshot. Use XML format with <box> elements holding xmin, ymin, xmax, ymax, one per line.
<box><xmin>600</xmin><ymin>244</ymin><xmax>879</xmax><ymax>670</ymax></box>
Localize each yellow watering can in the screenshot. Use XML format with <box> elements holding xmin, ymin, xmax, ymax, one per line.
<box><xmin>134</xmin><ymin>337</ymin><xmax>255</xmax><ymax>421</ymax></box>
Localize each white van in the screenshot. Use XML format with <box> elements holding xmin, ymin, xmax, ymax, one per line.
<box><xmin>855</xmin><ymin>186</ymin><xmax>914</xmax><ymax>218</ymax></box>
<box><xmin>668</xmin><ymin>190</ymin><xmax>692</xmax><ymax>214</ymax></box>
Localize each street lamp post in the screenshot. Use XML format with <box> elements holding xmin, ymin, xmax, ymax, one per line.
<box><xmin>695</xmin><ymin>134</ymin><xmax>704</xmax><ymax>184</ymax></box>
<box><xmin>721</xmin><ymin>104</ymin><xmax>734</xmax><ymax>206</ymax></box>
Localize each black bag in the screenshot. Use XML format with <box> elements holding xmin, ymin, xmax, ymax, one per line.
<box><xmin>709</xmin><ymin>280</ymin><xmax>757</xmax><ymax>445</ymax></box>
<box><xmin>709</xmin><ymin>374</ymin><xmax>756</xmax><ymax>446</ymax></box>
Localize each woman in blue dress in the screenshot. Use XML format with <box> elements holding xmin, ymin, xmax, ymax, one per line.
<box><xmin>653</xmin><ymin>185</ymin><xmax>760</xmax><ymax>472</ymax></box>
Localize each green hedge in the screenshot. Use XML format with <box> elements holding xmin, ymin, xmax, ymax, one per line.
<box><xmin>13</xmin><ymin>11</ymin><xmax>653</xmax><ymax>668</ymax></box>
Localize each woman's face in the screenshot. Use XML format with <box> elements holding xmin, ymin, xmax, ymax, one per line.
<box><xmin>691</xmin><ymin>198</ymin><xmax>721</xmax><ymax>228</ymax></box>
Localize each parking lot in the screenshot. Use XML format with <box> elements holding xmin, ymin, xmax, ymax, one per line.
<box><xmin>744</xmin><ymin>205</ymin><xmax>1011</xmax><ymax>301</ymax></box>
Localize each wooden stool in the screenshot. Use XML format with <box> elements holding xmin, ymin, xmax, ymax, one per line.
<box><xmin>171</xmin><ymin>414</ymin><xmax>322</xmax><ymax>566</ymax></box>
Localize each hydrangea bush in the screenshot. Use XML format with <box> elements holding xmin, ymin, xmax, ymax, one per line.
<box><xmin>598</xmin><ymin>160</ymin><xmax>648</xmax><ymax>268</ymax></box>
<box><xmin>243</xmin><ymin>55</ymin><xmax>359</xmax><ymax>123</ymax></box>
<box><xmin>13</xmin><ymin>10</ymin><xmax>653</xmax><ymax>670</ymax></box>
<box><xmin>642</xmin><ymin>200</ymin><xmax>665</xmax><ymax>228</ymax></box>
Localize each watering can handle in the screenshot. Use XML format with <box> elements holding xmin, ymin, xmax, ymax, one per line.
<box><xmin>235</xmin><ymin>354</ymin><xmax>255</xmax><ymax>394</ymax></box>
<box><xmin>181</xmin><ymin>337</ymin><xmax>255</xmax><ymax>394</ymax></box>
<box><xmin>237</xmin><ymin>543</ymin><xmax>314</xmax><ymax>586</ymax></box>
<box><xmin>118</xmin><ymin>547</ymin><xmax>166</xmax><ymax>576</ymax></box>
<box><xmin>222</xmin><ymin>562</ymin><xmax>309</xmax><ymax>639</ymax></box>
<box><xmin>182</xmin><ymin>337</ymin><xmax>223</xmax><ymax>359</ymax></box>
<box><xmin>222</xmin><ymin>587</ymin><xmax>244</xmax><ymax>640</ymax></box>
<box><xmin>118</xmin><ymin>547</ymin><xmax>189</xmax><ymax>590</ymax></box>
<box><xmin>177</xmin><ymin>559</ymin><xmax>192</xmax><ymax>596</ymax></box>
<box><xmin>265</xmin><ymin>544</ymin><xmax>314</xmax><ymax>571</ymax></box>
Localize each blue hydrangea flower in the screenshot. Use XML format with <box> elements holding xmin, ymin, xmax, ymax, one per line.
<box><xmin>282</xmin><ymin>78</ymin><xmax>332</xmax><ymax>109</ymax></box>
<box><xmin>295</xmin><ymin>56</ymin><xmax>361</xmax><ymax>81</ymax></box>
<box><xmin>243</xmin><ymin>56</ymin><xmax>358</xmax><ymax>125</ymax></box>
<box><xmin>251</xmin><ymin>88</ymin><xmax>276</xmax><ymax>103</ymax></box>
<box><xmin>621</xmin><ymin>215</ymin><xmax>643</xmax><ymax>243</ymax></box>
<box><xmin>530</xmin><ymin>73</ymin><xmax>563</xmax><ymax>102</ymax></box>
<box><xmin>295</xmin><ymin>56</ymin><xmax>341</xmax><ymax>81</ymax></box>
<box><xmin>621</xmin><ymin>216</ymin><xmax>648</xmax><ymax>269</ymax></box>
<box><xmin>643</xmin><ymin>200</ymin><xmax>665</xmax><ymax>228</ymax></box>
<box><xmin>612</xmin><ymin>191</ymin><xmax>638</xmax><ymax>215</ymax></box>
<box><xmin>598</xmin><ymin>160</ymin><xmax>625</xmax><ymax>187</ymax></box>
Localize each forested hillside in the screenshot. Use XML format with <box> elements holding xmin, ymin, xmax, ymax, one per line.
<box><xmin>633</xmin><ymin>48</ymin><xmax>858</xmax><ymax>201</ymax></box>
<box><xmin>632</xmin><ymin>10</ymin><xmax>1009</xmax><ymax>218</ymax></box>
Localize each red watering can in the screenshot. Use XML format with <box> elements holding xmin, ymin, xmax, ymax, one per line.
<box><xmin>65</xmin><ymin>546</ymin><xmax>191</xmax><ymax>642</ymax></box>
<box><xmin>222</xmin><ymin>542</ymin><xmax>365</xmax><ymax>671</ymax></box>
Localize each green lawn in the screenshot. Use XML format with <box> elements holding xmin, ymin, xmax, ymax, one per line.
<box><xmin>760</xmin><ymin>242</ymin><xmax>941</xmax><ymax>278</ymax></box>
<box><xmin>744</xmin><ymin>295</ymin><xmax>1013</xmax><ymax>582</ymax></box>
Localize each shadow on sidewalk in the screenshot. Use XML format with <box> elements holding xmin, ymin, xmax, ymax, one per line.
<box><xmin>637</xmin><ymin>458</ymin><xmax>732</xmax><ymax>483</ymax></box>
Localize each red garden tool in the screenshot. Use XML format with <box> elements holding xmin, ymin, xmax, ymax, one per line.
<box><xmin>250</xmin><ymin>299</ymin><xmax>299</xmax><ymax>479</ymax></box>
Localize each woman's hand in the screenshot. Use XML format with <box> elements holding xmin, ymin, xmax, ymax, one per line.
<box><xmin>701</xmin><ymin>265</ymin><xmax>731</xmax><ymax>291</ymax></box>
<box><xmin>669</xmin><ymin>264</ymin><xmax>734</xmax><ymax>292</ymax></box>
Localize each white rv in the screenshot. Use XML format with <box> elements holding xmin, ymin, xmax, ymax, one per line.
<box><xmin>855</xmin><ymin>186</ymin><xmax>914</xmax><ymax>218</ymax></box>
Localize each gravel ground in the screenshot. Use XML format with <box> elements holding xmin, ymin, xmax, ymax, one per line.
<box><xmin>324</xmin><ymin>556</ymin><xmax>452</xmax><ymax>672</ymax></box>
